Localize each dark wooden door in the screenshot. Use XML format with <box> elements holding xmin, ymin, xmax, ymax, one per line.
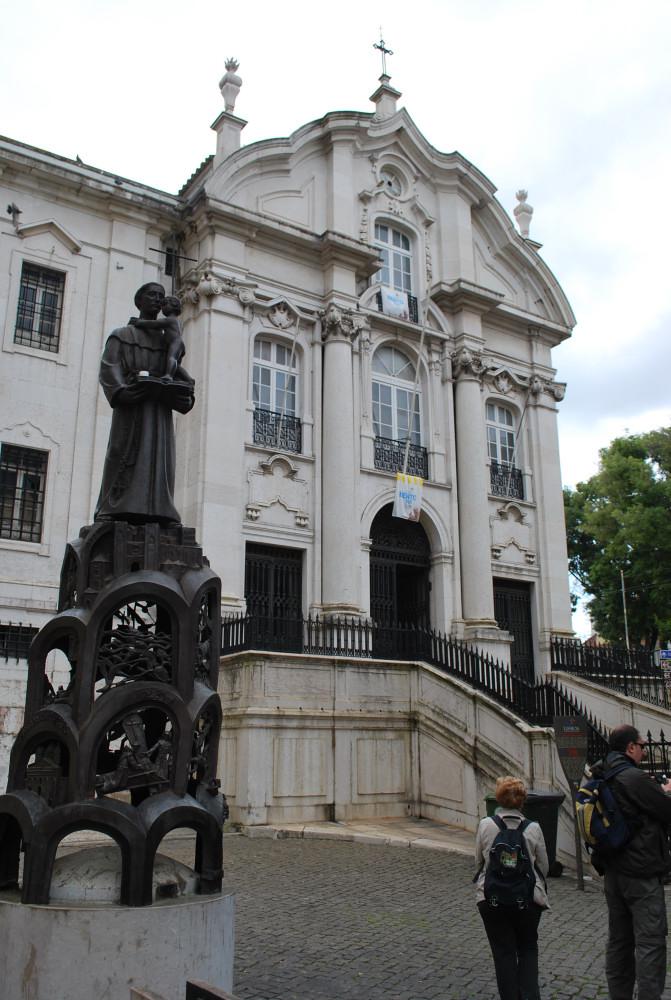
<box><xmin>245</xmin><ymin>543</ymin><xmax>303</xmax><ymax>652</ymax></box>
<box><xmin>493</xmin><ymin>579</ymin><xmax>534</xmax><ymax>680</ymax></box>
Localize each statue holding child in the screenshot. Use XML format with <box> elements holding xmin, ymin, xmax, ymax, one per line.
<box><xmin>95</xmin><ymin>282</ymin><xmax>194</xmax><ymax>525</ymax></box>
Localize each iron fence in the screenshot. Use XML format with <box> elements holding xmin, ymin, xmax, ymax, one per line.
<box><xmin>0</xmin><ymin>621</ymin><xmax>39</xmax><ymax>661</ymax></box>
<box><xmin>551</xmin><ymin>637</ymin><xmax>669</xmax><ymax>708</ymax></box>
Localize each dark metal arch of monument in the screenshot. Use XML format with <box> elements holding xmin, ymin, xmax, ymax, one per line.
<box><xmin>370</xmin><ymin>504</ymin><xmax>431</xmax><ymax>658</ymax></box>
<box><xmin>0</xmin><ymin>283</ymin><xmax>227</xmax><ymax>906</ymax></box>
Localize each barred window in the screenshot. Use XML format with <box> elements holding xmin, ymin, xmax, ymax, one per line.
<box><xmin>14</xmin><ymin>263</ymin><xmax>65</xmax><ymax>352</ymax></box>
<box><xmin>0</xmin><ymin>444</ymin><xmax>48</xmax><ymax>542</ymax></box>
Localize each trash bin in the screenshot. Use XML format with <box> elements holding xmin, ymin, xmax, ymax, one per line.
<box><xmin>484</xmin><ymin>789</ymin><xmax>565</xmax><ymax>877</ymax></box>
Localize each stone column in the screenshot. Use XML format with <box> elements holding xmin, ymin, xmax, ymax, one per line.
<box><xmin>452</xmin><ymin>347</ymin><xmax>497</xmax><ymax>628</ymax></box>
<box><xmin>526</xmin><ymin>377</ymin><xmax>574</xmax><ymax>667</ymax></box>
<box><xmin>321</xmin><ymin>304</ymin><xmax>361</xmax><ymax>615</ymax></box>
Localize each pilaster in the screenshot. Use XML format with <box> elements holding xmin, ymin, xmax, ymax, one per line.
<box><xmin>320</xmin><ymin>304</ymin><xmax>366</xmax><ymax>615</ymax></box>
<box><xmin>452</xmin><ymin>346</ymin><xmax>497</xmax><ymax>628</ymax></box>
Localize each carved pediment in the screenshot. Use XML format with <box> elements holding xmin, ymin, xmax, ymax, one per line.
<box><xmin>17</xmin><ymin>220</ymin><xmax>82</xmax><ymax>254</ymax></box>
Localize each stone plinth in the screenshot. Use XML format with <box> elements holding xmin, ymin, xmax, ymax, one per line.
<box><xmin>0</xmin><ymin>891</ymin><xmax>235</xmax><ymax>1000</ymax></box>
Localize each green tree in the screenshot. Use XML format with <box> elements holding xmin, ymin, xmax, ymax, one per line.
<box><xmin>564</xmin><ymin>428</ymin><xmax>671</xmax><ymax>648</ymax></box>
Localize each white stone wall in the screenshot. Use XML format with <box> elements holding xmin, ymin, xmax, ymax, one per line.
<box><xmin>219</xmin><ymin>652</ymin><xmax>578</xmax><ymax>854</ymax></box>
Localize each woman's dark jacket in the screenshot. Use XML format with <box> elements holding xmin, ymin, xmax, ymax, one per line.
<box><xmin>591</xmin><ymin>750</ymin><xmax>671</xmax><ymax>877</ymax></box>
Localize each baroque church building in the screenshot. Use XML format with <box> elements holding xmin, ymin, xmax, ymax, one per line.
<box><xmin>0</xmin><ymin>65</ymin><xmax>577</xmax><ymax>829</ymax></box>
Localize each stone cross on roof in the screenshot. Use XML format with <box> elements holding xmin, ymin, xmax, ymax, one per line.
<box><xmin>373</xmin><ymin>32</ymin><xmax>393</xmax><ymax>77</ymax></box>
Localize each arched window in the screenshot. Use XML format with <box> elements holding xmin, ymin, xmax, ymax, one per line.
<box><xmin>252</xmin><ymin>338</ymin><xmax>301</xmax><ymax>453</ymax></box>
<box><xmin>372</xmin><ymin>346</ymin><xmax>427</xmax><ymax>478</ymax></box>
<box><xmin>486</xmin><ymin>402</ymin><xmax>524</xmax><ymax>499</ymax></box>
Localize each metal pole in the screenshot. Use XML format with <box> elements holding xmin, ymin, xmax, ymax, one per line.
<box><xmin>620</xmin><ymin>568</ymin><xmax>630</xmax><ymax>648</ymax></box>
<box><xmin>571</xmin><ymin>781</ymin><xmax>585</xmax><ymax>891</ymax></box>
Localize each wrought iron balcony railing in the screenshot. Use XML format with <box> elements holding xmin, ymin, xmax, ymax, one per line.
<box><xmin>253</xmin><ymin>408</ymin><xmax>302</xmax><ymax>454</ymax></box>
<box><xmin>490</xmin><ymin>460</ymin><xmax>524</xmax><ymax>500</ymax></box>
<box><xmin>374</xmin><ymin>436</ymin><xmax>428</xmax><ymax>479</ymax></box>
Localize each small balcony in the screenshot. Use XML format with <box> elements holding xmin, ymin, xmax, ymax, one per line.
<box><xmin>375</xmin><ymin>290</ymin><xmax>419</xmax><ymax>324</ymax></box>
<box><xmin>490</xmin><ymin>461</ymin><xmax>524</xmax><ymax>500</ymax></box>
<box><xmin>374</xmin><ymin>436</ymin><xmax>428</xmax><ymax>479</ymax></box>
<box><xmin>253</xmin><ymin>408</ymin><xmax>302</xmax><ymax>454</ymax></box>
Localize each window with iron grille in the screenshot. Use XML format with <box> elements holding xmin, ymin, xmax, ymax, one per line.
<box><xmin>0</xmin><ymin>444</ymin><xmax>48</xmax><ymax>542</ymax></box>
<box><xmin>14</xmin><ymin>263</ymin><xmax>65</xmax><ymax>352</ymax></box>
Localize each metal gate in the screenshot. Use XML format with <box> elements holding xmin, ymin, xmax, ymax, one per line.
<box><xmin>244</xmin><ymin>543</ymin><xmax>303</xmax><ymax>652</ymax></box>
<box><xmin>370</xmin><ymin>506</ymin><xmax>430</xmax><ymax>657</ymax></box>
<box><xmin>493</xmin><ymin>579</ymin><xmax>534</xmax><ymax>680</ymax></box>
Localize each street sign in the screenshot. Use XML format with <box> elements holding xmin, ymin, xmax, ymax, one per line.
<box><xmin>660</xmin><ymin>650</ymin><xmax>671</xmax><ymax>660</ymax></box>
<box><xmin>553</xmin><ymin>714</ymin><xmax>589</xmax><ymax>891</ymax></box>
<box><xmin>554</xmin><ymin>715</ymin><xmax>589</xmax><ymax>784</ymax></box>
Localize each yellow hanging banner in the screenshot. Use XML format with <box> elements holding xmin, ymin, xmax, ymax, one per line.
<box><xmin>393</xmin><ymin>472</ymin><xmax>423</xmax><ymax>522</ymax></box>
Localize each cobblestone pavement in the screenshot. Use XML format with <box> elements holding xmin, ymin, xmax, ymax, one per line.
<box><xmin>168</xmin><ymin>834</ymin><xmax>671</xmax><ymax>1000</ymax></box>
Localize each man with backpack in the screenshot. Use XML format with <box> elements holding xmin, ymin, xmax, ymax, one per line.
<box><xmin>474</xmin><ymin>776</ymin><xmax>549</xmax><ymax>1000</ymax></box>
<box><xmin>589</xmin><ymin>724</ymin><xmax>671</xmax><ymax>1000</ymax></box>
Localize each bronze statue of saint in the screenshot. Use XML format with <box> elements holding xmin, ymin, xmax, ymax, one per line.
<box><xmin>95</xmin><ymin>283</ymin><xmax>194</xmax><ymax>524</ymax></box>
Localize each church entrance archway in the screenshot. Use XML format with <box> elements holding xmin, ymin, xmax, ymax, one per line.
<box><xmin>369</xmin><ymin>505</ymin><xmax>431</xmax><ymax>654</ymax></box>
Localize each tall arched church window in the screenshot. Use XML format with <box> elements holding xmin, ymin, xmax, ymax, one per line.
<box><xmin>486</xmin><ymin>402</ymin><xmax>524</xmax><ymax>499</ymax></box>
<box><xmin>372</xmin><ymin>346</ymin><xmax>428</xmax><ymax>479</ymax></box>
<box><xmin>374</xmin><ymin>224</ymin><xmax>419</xmax><ymax>323</ymax></box>
<box><xmin>252</xmin><ymin>338</ymin><xmax>301</xmax><ymax>454</ymax></box>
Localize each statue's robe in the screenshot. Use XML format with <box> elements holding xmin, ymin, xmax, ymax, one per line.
<box><xmin>95</xmin><ymin>324</ymin><xmax>193</xmax><ymax>524</ymax></box>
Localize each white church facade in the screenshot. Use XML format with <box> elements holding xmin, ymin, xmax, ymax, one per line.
<box><xmin>0</xmin><ymin>66</ymin><xmax>578</xmax><ymax>830</ymax></box>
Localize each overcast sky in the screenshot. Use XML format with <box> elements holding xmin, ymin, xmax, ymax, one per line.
<box><xmin>3</xmin><ymin>0</ymin><xmax>670</xmax><ymax>631</ymax></box>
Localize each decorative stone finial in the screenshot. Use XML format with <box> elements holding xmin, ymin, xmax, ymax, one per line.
<box><xmin>219</xmin><ymin>58</ymin><xmax>242</xmax><ymax>113</ymax></box>
<box><xmin>514</xmin><ymin>189</ymin><xmax>534</xmax><ymax>238</ymax></box>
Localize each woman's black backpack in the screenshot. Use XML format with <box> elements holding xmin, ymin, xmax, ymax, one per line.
<box><xmin>483</xmin><ymin>815</ymin><xmax>535</xmax><ymax>909</ymax></box>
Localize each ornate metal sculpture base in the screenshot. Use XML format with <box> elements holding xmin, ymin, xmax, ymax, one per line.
<box><xmin>0</xmin><ymin>519</ymin><xmax>226</xmax><ymax>906</ymax></box>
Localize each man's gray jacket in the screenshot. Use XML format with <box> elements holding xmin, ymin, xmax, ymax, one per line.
<box><xmin>592</xmin><ymin>750</ymin><xmax>671</xmax><ymax>877</ymax></box>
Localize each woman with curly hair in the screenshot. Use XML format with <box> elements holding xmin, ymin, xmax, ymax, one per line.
<box><xmin>474</xmin><ymin>776</ymin><xmax>549</xmax><ymax>1000</ymax></box>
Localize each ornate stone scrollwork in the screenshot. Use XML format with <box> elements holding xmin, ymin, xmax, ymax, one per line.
<box><xmin>182</xmin><ymin>269</ymin><xmax>255</xmax><ymax>308</ymax></box>
<box><xmin>452</xmin><ymin>347</ymin><xmax>486</xmax><ymax>380</ymax></box>
<box><xmin>267</xmin><ymin>301</ymin><xmax>297</xmax><ymax>329</ymax></box>
<box><xmin>320</xmin><ymin>303</ymin><xmax>367</xmax><ymax>344</ymax></box>
<box><xmin>424</xmin><ymin>229</ymin><xmax>433</xmax><ymax>283</ymax></box>
<box><xmin>494</xmin><ymin>372</ymin><xmax>513</xmax><ymax>395</ymax></box>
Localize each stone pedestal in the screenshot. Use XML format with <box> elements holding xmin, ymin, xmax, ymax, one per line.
<box><xmin>0</xmin><ymin>891</ymin><xmax>235</xmax><ymax>1000</ymax></box>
